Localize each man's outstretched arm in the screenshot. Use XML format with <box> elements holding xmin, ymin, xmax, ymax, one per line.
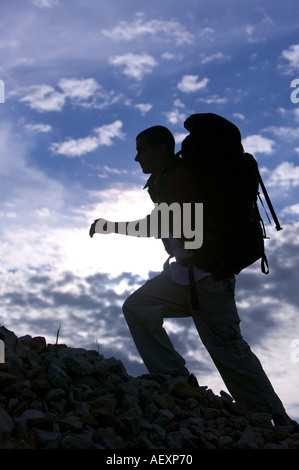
<box><xmin>89</xmin><ymin>215</ymin><xmax>151</xmax><ymax>238</ymax></box>
<box><xmin>89</xmin><ymin>201</ymin><xmax>203</xmax><ymax>249</ymax></box>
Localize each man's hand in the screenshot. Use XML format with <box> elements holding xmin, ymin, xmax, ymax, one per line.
<box><xmin>89</xmin><ymin>218</ymin><xmax>114</xmax><ymax>237</ymax></box>
<box><xmin>89</xmin><ymin>219</ymin><xmax>100</xmax><ymax>238</ymax></box>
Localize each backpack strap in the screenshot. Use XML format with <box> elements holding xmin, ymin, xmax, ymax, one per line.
<box><xmin>257</xmin><ymin>171</ymin><xmax>283</xmax><ymax>232</ymax></box>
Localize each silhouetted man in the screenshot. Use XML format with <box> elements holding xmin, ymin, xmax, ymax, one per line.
<box><xmin>90</xmin><ymin>124</ymin><xmax>297</xmax><ymax>430</ymax></box>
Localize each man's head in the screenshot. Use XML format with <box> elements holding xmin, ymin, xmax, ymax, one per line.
<box><xmin>135</xmin><ymin>126</ymin><xmax>175</xmax><ymax>178</ymax></box>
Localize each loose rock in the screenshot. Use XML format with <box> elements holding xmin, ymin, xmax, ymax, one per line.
<box><xmin>0</xmin><ymin>326</ymin><xmax>298</xmax><ymax>449</ymax></box>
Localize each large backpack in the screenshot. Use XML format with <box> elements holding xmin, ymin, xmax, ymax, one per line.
<box><xmin>175</xmin><ymin>113</ymin><xmax>282</xmax><ymax>283</ymax></box>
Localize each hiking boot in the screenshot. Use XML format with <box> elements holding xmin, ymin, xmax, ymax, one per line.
<box><xmin>166</xmin><ymin>372</ymin><xmax>199</xmax><ymax>388</ymax></box>
<box><xmin>166</xmin><ymin>372</ymin><xmax>201</xmax><ymax>399</ymax></box>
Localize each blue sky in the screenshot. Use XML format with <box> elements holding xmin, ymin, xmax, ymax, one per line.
<box><xmin>1</xmin><ymin>0</ymin><xmax>299</xmax><ymax>419</ymax></box>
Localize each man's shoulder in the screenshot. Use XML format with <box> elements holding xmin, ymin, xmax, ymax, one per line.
<box><xmin>145</xmin><ymin>160</ymin><xmax>197</xmax><ymax>203</ymax></box>
<box><xmin>166</xmin><ymin>163</ymin><xmax>196</xmax><ymax>186</ymax></box>
<box><xmin>162</xmin><ymin>163</ymin><xmax>198</xmax><ymax>204</ymax></box>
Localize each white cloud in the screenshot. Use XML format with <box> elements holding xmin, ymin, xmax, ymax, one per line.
<box><xmin>134</xmin><ymin>103</ymin><xmax>152</xmax><ymax>116</ymax></box>
<box><xmin>173</xmin><ymin>99</ymin><xmax>185</xmax><ymax>109</ymax></box>
<box><xmin>51</xmin><ymin>136</ymin><xmax>99</xmax><ymax>158</ymax></box>
<box><xmin>20</xmin><ymin>78</ymin><xmax>122</xmax><ymax>113</ymax></box>
<box><xmin>163</xmin><ymin>99</ymin><xmax>186</xmax><ymax>125</ymax></box>
<box><xmin>109</xmin><ymin>53</ymin><xmax>158</xmax><ymax>81</ymax></box>
<box><xmin>198</xmin><ymin>95</ymin><xmax>227</xmax><ymax>104</ymax></box>
<box><xmin>94</xmin><ymin>121</ymin><xmax>125</xmax><ymax>146</ymax></box>
<box><xmin>19</xmin><ymin>78</ymin><xmax>123</xmax><ymax>113</ymax></box>
<box><xmin>58</xmin><ymin>78</ymin><xmax>100</xmax><ymax>101</ymax></box>
<box><xmin>198</xmin><ymin>27</ymin><xmax>215</xmax><ymax>37</ymax></box>
<box><xmin>244</xmin><ymin>24</ymin><xmax>265</xmax><ymax>44</ymax></box>
<box><xmin>102</xmin><ymin>13</ymin><xmax>194</xmax><ymax>46</ymax></box>
<box><xmin>177</xmin><ymin>75</ymin><xmax>209</xmax><ymax>93</ymax></box>
<box><xmin>32</xmin><ymin>0</ymin><xmax>59</xmax><ymax>7</ymax></box>
<box><xmin>281</xmin><ymin>203</ymin><xmax>299</xmax><ymax>216</ymax></box>
<box><xmin>280</xmin><ymin>44</ymin><xmax>299</xmax><ymax>72</ymax></box>
<box><xmin>245</xmin><ymin>25</ymin><xmax>255</xmax><ymax>37</ymax></box>
<box><xmin>24</xmin><ymin>123</ymin><xmax>53</xmax><ymax>134</ymax></box>
<box><xmin>15</xmin><ymin>57</ymin><xmax>35</xmax><ymax>66</ymax></box>
<box><xmin>242</xmin><ymin>134</ymin><xmax>276</xmax><ymax>155</ymax></box>
<box><xmin>264</xmin><ymin>162</ymin><xmax>299</xmax><ymax>189</ymax></box>
<box><xmin>50</xmin><ymin>120</ymin><xmax>125</xmax><ymax>157</ymax></box>
<box><xmin>263</xmin><ymin>126</ymin><xmax>299</xmax><ymax>141</ymax></box>
<box><xmin>97</xmin><ymin>166</ymin><xmax>129</xmax><ymax>179</ymax></box>
<box><xmin>161</xmin><ymin>52</ymin><xmax>175</xmax><ymax>60</ymax></box>
<box><xmin>164</xmin><ymin>109</ymin><xmax>186</xmax><ymax>125</ymax></box>
<box><xmin>233</xmin><ymin>113</ymin><xmax>245</xmax><ymax>120</ymax></box>
<box><xmin>200</xmin><ymin>52</ymin><xmax>230</xmax><ymax>65</ymax></box>
<box><xmin>20</xmin><ymin>85</ymin><xmax>65</xmax><ymax>112</ymax></box>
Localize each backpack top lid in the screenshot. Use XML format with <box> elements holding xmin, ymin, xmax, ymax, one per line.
<box><xmin>182</xmin><ymin>113</ymin><xmax>243</xmax><ymax>160</ymax></box>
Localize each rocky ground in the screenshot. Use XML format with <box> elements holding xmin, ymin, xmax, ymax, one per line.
<box><xmin>0</xmin><ymin>325</ymin><xmax>298</xmax><ymax>450</ymax></box>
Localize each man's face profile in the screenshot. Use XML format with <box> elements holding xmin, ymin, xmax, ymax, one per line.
<box><xmin>135</xmin><ymin>135</ymin><xmax>161</xmax><ymax>175</ymax></box>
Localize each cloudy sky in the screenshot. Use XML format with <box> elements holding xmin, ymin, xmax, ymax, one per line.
<box><xmin>1</xmin><ymin>0</ymin><xmax>299</xmax><ymax>419</ymax></box>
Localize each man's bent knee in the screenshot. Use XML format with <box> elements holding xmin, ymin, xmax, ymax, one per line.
<box><xmin>122</xmin><ymin>291</ymin><xmax>143</xmax><ymax>324</ymax></box>
<box><xmin>123</xmin><ymin>290</ymin><xmax>164</xmax><ymax>327</ymax></box>
<box><xmin>122</xmin><ymin>291</ymin><xmax>138</xmax><ymax>314</ymax></box>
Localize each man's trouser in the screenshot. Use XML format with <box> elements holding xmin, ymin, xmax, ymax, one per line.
<box><xmin>122</xmin><ymin>270</ymin><xmax>285</xmax><ymax>415</ymax></box>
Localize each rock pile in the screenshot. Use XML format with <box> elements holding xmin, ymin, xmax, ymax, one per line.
<box><xmin>0</xmin><ymin>326</ymin><xmax>298</xmax><ymax>450</ymax></box>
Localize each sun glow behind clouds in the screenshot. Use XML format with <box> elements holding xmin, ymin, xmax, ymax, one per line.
<box><xmin>83</xmin><ymin>185</ymin><xmax>166</xmax><ymax>278</ymax></box>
